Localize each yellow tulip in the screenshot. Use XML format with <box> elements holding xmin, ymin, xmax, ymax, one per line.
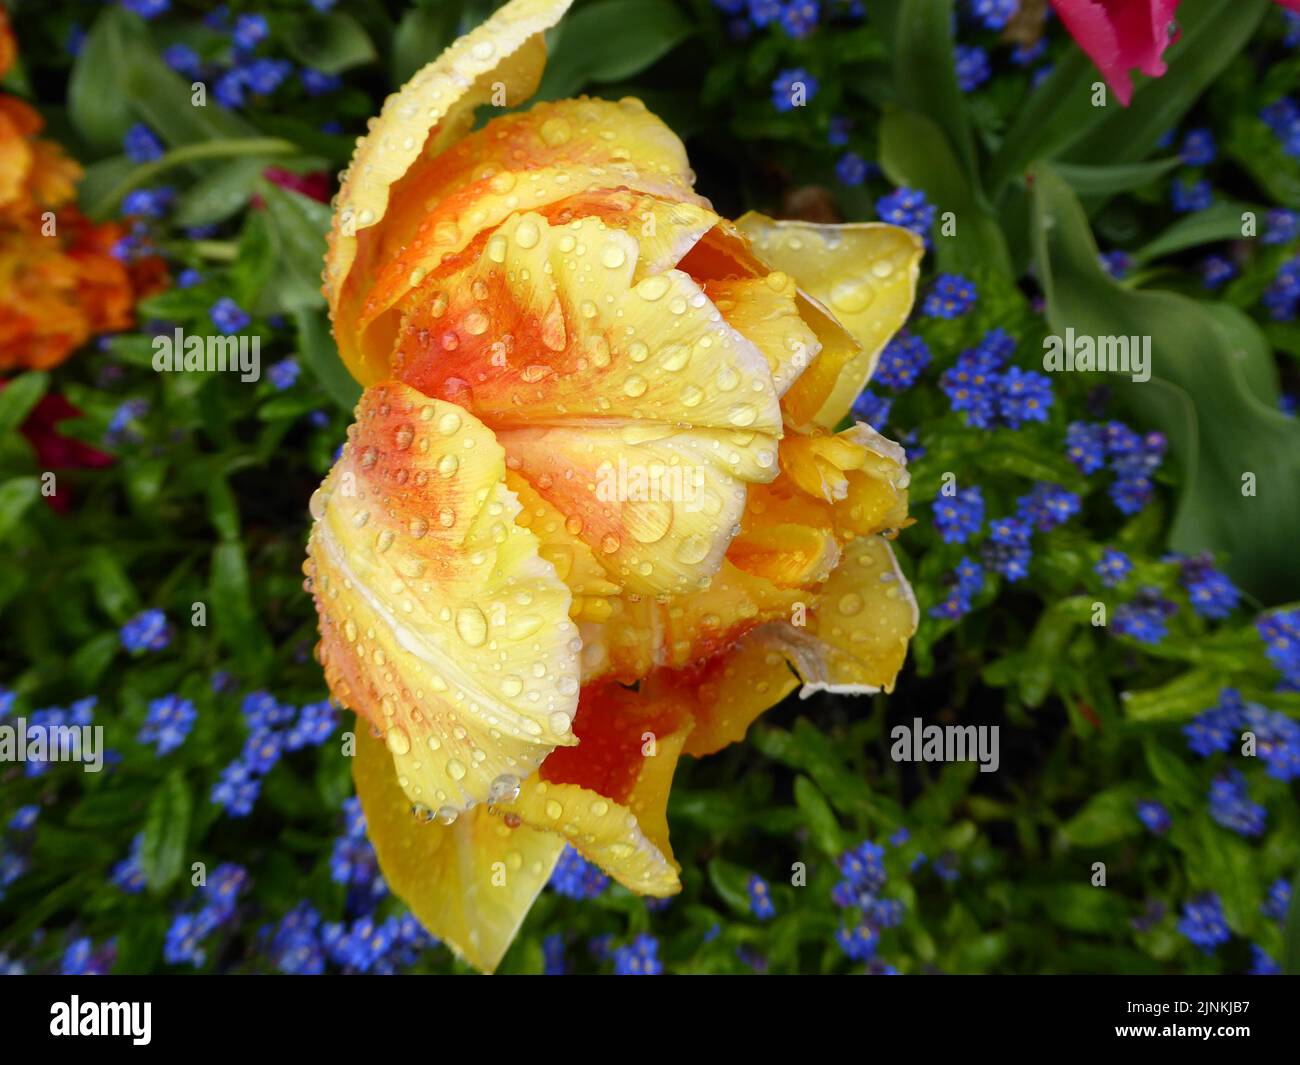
<box><xmin>303</xmin><ymin>0</ymin><xmax>922</xmax><ymax>972</ymax></box>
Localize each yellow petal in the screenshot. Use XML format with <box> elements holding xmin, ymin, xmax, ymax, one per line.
<box><xmin>305</xmin><ymin>381</ymin><xmax>581</xmax><ymax>817</ymax></box>
<box><xmin>506</xmin><ymin>680</ymin><xmax>693</xmax><ymax>893</ymax></box>
<box><xmin>704</xmin><ymin>271</ymin><xmax>821</xmax><ymax>397</ymax></box>
<box><xmin>681</xmin><ymin>631</ymin><xmax>799</xmax><ymax>757</ymax></box>
<box><xmin>392</xmin><ymin>211</ymin><xmax>783</xmax><ymax>597</ymax></box>
<box><xmin>779</xmin><ymin>422</ymin><xmax>910</xmax><ymax>537</ymax></box>
<box><xmin>761</xmin><ymin>535</ymin><xmax>918</xmax><ymax>696</ymax></box>
<box><xmin>353</xmin><ymin>722</ymin><xmax>563</xmax><ymax>973</ymax></box>
<box><xmin>581</xmin><ymin>559</ymin><xmax>803</xmax><ymax>680</ymax></box>
<box><xmin>325</xmin><ymin>0</ymin><xmax>578</xmax><ymax>378</ymax></box>
<box><xmin>735</xmin><ymin>213</ymin><xmax>923</xmax><ymax>427</ymax></box>
<box><xmin>338</xmin><ymin>96</ymin><xmax>711</xmax><ymax>386</ymax></box>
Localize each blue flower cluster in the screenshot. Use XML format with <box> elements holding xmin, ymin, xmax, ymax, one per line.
<box><xmin>0</xmin><ymin>803</ymin><xmax>39</xmax><ymax>902</ymax></box>
<box><xmin>1177</xmin><ymin>555</ymin><xmax>1240</xmax><ymax>620</ymax></box>
<box><xmin>1262</xmin><ymin>97</ymin><xmax>1300</xmax><ymax>162</ymax></box>
<box><xmin>549</xmin><ymin>845</ymin><xmax>610</xmax><ymax>900</ymax></box>
<box><xmin>932</xmin><ymin>485</ymin><xmax>984</xmax><ymax>544</ymax></box>
<box><xmin>329</xmin><ymin>797</ymin><xmax>387</xmax><ymax>912</ymax></box>
<box><xmin>138</xmin><ymin>694</ymin><xmax>197</xmax><ymax>755</ymax></box>
<box><xmin>1065</xmin><ymin>421</ymin><xmax>1166</xmax><ymax>514</ymax></box>
<box><xmin>1177</xmin><ymin>894</ymin><xmax>1230</xmax><ymax>954</ymax></box>
<box><xmin>612</xmin><ymin>933</ymin><xmax>663</xmax><ymax>975</ymax></box>
<box><xmin>1207</xmin><ymin>769</ymin><xmax>1266</xmax><ymax>838</ymax></box>
<box><xmin>929</xmin><ymin>556</ymin><xmax>984</xmax><ymax>619</ymax></box>
<box><xmin>770</xmin><ymin>67</ymin><xmax>817</xmax><ymax>111</ymax></box>
<box><xmin>1135</xmin><ymin>799</ymin><xmax>1170</xmax><ymax>835</ymax></box>
<box><xmin>876</xmin><ymin>187</ymin><xmax>936</xmax><ymax>246</ymax></box>
<box><xmin>211</xmin><ymin>690</ymin><xmax>338</xmax><ymax>817</ymax></box>
<box><xmin>120</xmin><ymin>608</ymin><xmax>171</xmax><ymax>653</ymax></box>
<box><xmin>1095</xmin><ymin>546</ymin><xmax>1133</xmax><ymax>588</ymax></box>
<box><xmin>874</xmin><ymin>331</ymin><xmax>932</xmax><ymax>390</ymax></box>
<box><xmin>1113</xmin><ymin>587</ymin><xmax>1177</xmax><ymax>644</ymax></box>
<box><xmin>21</xmin><ymin>698</ymin><xmax>97</xmax><ymax>777</ymax></box>
<box><xmin>163</xmin><ymin>863</ymin><xmax>250</xmax><ymax>967</ymax></box>
<box><xmin>831</xmin><ymin>839</ymin><xmax>905</xmax><ymax>969</ymax></box>
<box><xmin>922</xmin><ymin>273</ymin><xmax>977</xmax><ymax>319</ymax></box>
<box><xmin>940</xmin><ymin>329</ymin><xmax>1053</xmax><ymax>429</ymax></box>
<box><xmin>1258</xmin><ymin>607</ymin><xmax>1300</xmax><ymax>689</ymax></box>
<box><xmin>748</xmin><ymin>874</ymin><xmax>776</xmax><ymax>920</ymax></box>
<box><xmin>1184</xmin><ymin>688</ymin><xmax>1300</xmax><ymax>781</ymax></box>
<box><xmin>1263</xmin><ymin>256</ymin><xmax>1300</xmax><ymax>320</ymax></box>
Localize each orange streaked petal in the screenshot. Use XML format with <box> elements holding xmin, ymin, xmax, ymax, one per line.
<box><xmin>581</xmin><ymin>559</ymin><xmax>803</xmax><ymax>681</ymax></box>
<box><xmin>726</xmin><ymin>518</ymin><xmax>841</xmax><ymax>588</ymax></box>
<box><xmin>353</xmin><ymin>723</ymin><xmax>563</xmax><ymax>973</ymax></box>
<box><xmin>391</xmin><ymin>211</ymin><xmax>782</xmax><ymax>596</ymax></box>
<box><xmin>519</xmin><ymin>680</ymin><xmax>693</xmax><ymax>893</ymax></box>
<box><xmin>734</xmin><ymin>213</ymin><xmax>923</xmax><ymax>427</ymax></box>
<box><xmin>704</xmin><ymin>271</ymin><xmax>820</xmax><ymax>397</ymax></box>
<box><xmin>505</xmin><ymin>468</ymin><xmax>622</xmax><ymax>610</ymax></box>
<box><xmin>680</xmin><ymin>631</ymin><xmax>799</xmax><ymax>757</ymax></box>
<box><xmin>325</xmin><ymin>0</ymin><xmax>576</xmax><ymax>376</ymax></box>
<box><xmin>305</xmin><ymin>381</ymin><xmax>581</xmax><ymax>818</ymax></box>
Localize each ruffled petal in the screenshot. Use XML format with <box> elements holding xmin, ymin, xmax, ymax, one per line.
<box><xmin>734</xmin><ymin>213</ymin><xmax>923</xmax><ymax>427</ymax></box>
<box><xmin>353</xmin><ymin>722</ymin><xmax>564</xmax><ymax>973</ymax></box>
<box><xmin>305</xmin><ymin>381</ymin><xmax>581</xmax><ymax>817</ymax></box>
<box><xmin>325</xmin><ymin>0</ymin><xmax>578</xmax><ymax>378</ymax></box>
<box><xmin>390</xmin><ymin>211</ymin><xmax>783</xmax><ymax>597</ymax></box>
<box><xmin>758</xmin><ymin>535</ymin><xmax>917</xmax><ymax>697</ymax></box>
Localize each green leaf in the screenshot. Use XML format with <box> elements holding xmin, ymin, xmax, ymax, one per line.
<box><xmin>255</xmin><ymin>181</ymin><xmax>332</xmax><ymax>314</ymax></box>
<box><xmin>85</xmin><ymin>546</ymin><xmax>140</xmax><ymax>621</ymax></box>
<box><xmin>392</xmin><ymin>0</ymin><xmax>462</xmax><ymax>85</ymax></box>
<box><xmin>0</xmin><ymin>478</ymin><xmax>38</xmax><ymax>542</ymax></box>
<box><xmin>1285</xmin><ymin>869</ymin><xmax>1300</xmax><ymax>975</ymax></box>
<box><xmin>1060</xmin><ymin>785</ymin><xmax>1143</xmax><ymax>847</ymax></box>
<box><xmin>1053</xmin><ymin>157</ymin><xmax>1181</xmax><ymax>199</ymax></box>
<box><xmin>68</xmin><ymin>7</ymin><xmax>147</xmax><ymax>151</ymax></box>
<box><xmin>173</xmin><ymin>158</ymin><xmax>270</xmax><ymax>228</ymax></box>
<box><xmin>793</xmin><ymin>776</ymin><xmax>842</xmax><ymax>857</ymax></box>
<box><xmin>538</xmin><ymin>0</ymin><xmax>693</xmax><ymax>99</ymax></box>
<box><xmin>140</xmin><ymin>770</ymin><xmax>192</xmax><ymax>894</ymax></box>
<box><xmin>0</xmin><ymin>372</ymin><xmax>49</xmax><ymax>437</ymax></box>
<box><xmin>209</xmin><ymin>541</ymin><xmax>271</xmax><ymax>678</ymax></box>
<box><xmin>1142</xmin><ymin>740</ymin><xmax>1202</xmax><ymax>808</ymax></box>
<box><xmin>295</xmin><ymin>309</ymin><xmax>362</xmax><ymax>411</ymax></box>
<box><xmin>707</xmin><ymin>857</ymin><xmax>754</xmax><ymax>917</ymax></box>
<box><xmin>286</xmin><ymin>12</ymin><xmax>377</xmax><ymax>74</ymax></box>
<box><xmin>878</xmin><ymin>108</ymin><xmax>1011</xmax><ymax>277</ymax></box>
<box><xmin>1131</xmin><ymin>201</ymin><xmax>1255</xmax><ymax>266</ymax></box>
<box><xmin>1031</xmin><ymin>165</ymin><xmax>1300</xmax><ymax>602</ymax></box>
<box><xmin>986</xmin><ymin>49</ymin><xmax>1101</xmax><ymax>195</ymax></box>
<box><xmin>892</xmin><ymin>0</ymin><xmax>974</xmax><ymax>177</ymax></box>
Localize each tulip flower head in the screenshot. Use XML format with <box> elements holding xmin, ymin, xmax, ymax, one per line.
<box><xmin>304</xmin><ymin>0</ymin><xmax>922</xmax><ymax>971</ymax></box>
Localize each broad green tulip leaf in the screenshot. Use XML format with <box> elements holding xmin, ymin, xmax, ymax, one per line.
<box><xmin>1132</xmin><ymin>201</ymin><xmax>1258</xmax><ymax>266</ymax></box>
<box><xmin>878</xmin><ymin>107</ymin><xmax>1011</xmax><ymax>277</ymax></box>
<box><xmin>537</xmin><ymin>0</ymin><xmax>692</xmax><ymax>99</ymax></box>
<box><xmin>294</xmin><ymin>309</ymin><xmax>362</xmax><ymax>411</ymax></box>
<box><xmin>1054</xmin><ymin>158</ymin><xmax>1180</xmax><ymax>200</ymax></box>
<box><xmin>893</xmin><ymin>0</ymin><xmax>974</xmax><ymax>177</ymax></box>
<box><xmin>1031</xmin><ymin>165</ymin><xmax>1300</xmax><ymax>602</ymax></box>
<box><xmin>285</xmin><ymin>12</ymin><xmax>377</xmax><ymax>75</ymax></box>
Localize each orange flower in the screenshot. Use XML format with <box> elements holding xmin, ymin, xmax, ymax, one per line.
<box><xmin>305</xmin><ymin>0</ymin><xmax>921</xmax><ymax>971</ymax></box>
<box><xmin>0</xmin><ymin>7</ymin><xmax>158</xmax><ymax>373</ymax></box>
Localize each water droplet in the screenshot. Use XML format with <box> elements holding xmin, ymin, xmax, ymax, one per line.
<box><xmin>830</xmin><ymin>277</ymin><xmax>874</xmax><ymax>315</ymax></box>
<box><xmin>455</xmin><ymin>605</ymin><xmax>488</xmax><ymax>646</ymax></box>
<box><xmin>514</xmin><ymin>219</ymin><xmax>540</xmax><ymax>249</ymax></box>
<box><xmin>386</xmin><ymin>726</ymin><xmax>412</xmax><ymax>756</ymax></box>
